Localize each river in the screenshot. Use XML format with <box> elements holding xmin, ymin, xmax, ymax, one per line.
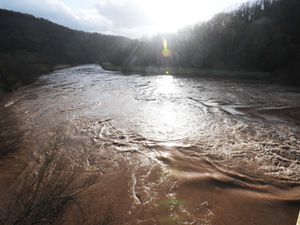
<box><xmin>1</xmin><ymin>64</ymin><xmax>300</xmax><ymax>225</ymax></box>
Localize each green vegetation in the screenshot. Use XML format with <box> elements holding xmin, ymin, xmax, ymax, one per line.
<box><xmin>157</xmin><ymin>199</ymin><xmax>185</xmax><ymax>225</ymax></box>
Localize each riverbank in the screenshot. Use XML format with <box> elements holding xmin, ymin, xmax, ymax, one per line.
<box><xmin>0</xmin><ymin>61</ymin><xmax>71</xmax><ymax>96</ymax></box>
<box><xmin>101</xmin><ymin>63</ymin><xmax>271</xmax><ymax>79</ymax></box>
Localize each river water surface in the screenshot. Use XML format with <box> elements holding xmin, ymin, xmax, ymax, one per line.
<box><xmin>1</xmin><ymin>65</ymin><xmax>300</xmax><ymax>225</ymax></box>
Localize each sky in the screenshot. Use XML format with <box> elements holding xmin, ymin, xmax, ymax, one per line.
<box><xmin>0</xmin><ymin>0</ymin><xmax>249</xmax><ymax>38</ymax></box>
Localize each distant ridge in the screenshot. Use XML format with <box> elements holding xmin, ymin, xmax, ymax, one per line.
<box><xmin>0</xmin><ymin>9</ymin><xmax>133</xmax><ymax>65</ymax></box>
<box><xmin>0</xmin><ymin>9</ymin><xmax>137</xmax><ymax>92</ymax></box>
<box><xmin>1</xmin><ymin>0</ymin><xmax>300</xmax><ymax>93</ymax></box>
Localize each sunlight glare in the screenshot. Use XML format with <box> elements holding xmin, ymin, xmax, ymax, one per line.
<box><xmin>162</xmin><ymin>38</ymin><xmax>171</xmax><ymax>57</ymax></box>
<box><xmin>155</xmin><ymin>75</ymin><xmax>176</xmax><ymax>94</ymax></box>
<box><xmin>136</xmin><ymin>0</ymin><xmax>244</xmax><ymax>33</ymax></box>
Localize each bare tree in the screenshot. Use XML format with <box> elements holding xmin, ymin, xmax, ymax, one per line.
<box><xmin>0</xmin><ymin>127</ymin><xmax>100</xmax><ymax>225</ymax></box>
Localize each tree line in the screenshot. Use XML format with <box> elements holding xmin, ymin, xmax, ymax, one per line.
<box><xmin>119</xmin><ymin>0</ymin><xmax>299</xmax><ymax>76</ymax></box>
<box><xmin>1</xmin><ymin>0</ymin><xmax>300</xmax><ymax>93</ymax></box>
<box><xmin>0</xmin><ymin>9</ymin><xmax>132</xmax><ymax>93</ymax></box>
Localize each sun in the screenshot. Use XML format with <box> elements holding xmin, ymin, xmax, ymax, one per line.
<box><xmin>133</xmin><ymin>0</ymin><xmax>246</xmax><ymax>34</ymax></box>
<box><xmin>142</xmin><ymin>0</ymin><xmax>201</xmax><ymax>33</ymax></box>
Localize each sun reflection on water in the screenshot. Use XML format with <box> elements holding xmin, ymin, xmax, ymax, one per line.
<box><xmin>140</xmin><ymin>74</ymin><xmax>196</xmax><ymax>141</ymax></box>
<box><xmin>155</xmin><ymin>75</ymin><xmax>177</xmax><ymax>94</ymax></box>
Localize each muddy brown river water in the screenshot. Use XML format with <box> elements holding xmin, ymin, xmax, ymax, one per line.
<box><xmin>1</xmin><ymin>64</ymin><xmax>300</xmax><ymax>225</ymax></box>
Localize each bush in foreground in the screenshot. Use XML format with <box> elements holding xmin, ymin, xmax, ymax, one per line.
<box><xmin>0</xmin><ymin>127</ymin><xmax>114</xmax><ymax>225</ymax></box>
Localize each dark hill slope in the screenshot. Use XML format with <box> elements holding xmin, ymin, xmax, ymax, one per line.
<box><xmin>0</xmin><ymin>9</ymin><xmax>134</xmax><ymax>92</ymax></box>
<box><xmin>0</xmin><ymin>9</ymin><xmax>133</xmax><ymax>64</ymax></box>
<box><xmin>122</xmin><ymin>0</ymin><xmax>300</xmax><ymax>80</ymax></box>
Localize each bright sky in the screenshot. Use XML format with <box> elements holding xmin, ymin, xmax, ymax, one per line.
<box><xmin>0</xmin><ymin>0</ymin><xmax>249</xmax><ymax>38</ymax></box>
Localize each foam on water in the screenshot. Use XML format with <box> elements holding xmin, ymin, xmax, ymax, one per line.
<box><xmin>1</xmin><ymin>64</ymin><xmax>300</xmax><ymax>225</ymax></box>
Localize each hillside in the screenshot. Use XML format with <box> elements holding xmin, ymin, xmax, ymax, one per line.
<box><xmin>1</xmin><ymin>0</ymin><xmax>300</xmax><ymax>93</ymax></box>
<box><xmin>0</xmin><ymin>9</ymin><xmax>134</xmax><ymax>92</ymax></box>
<box><xmin>122</xmin><ymin>0</ymin><xmax>300</xmax><ymax>79</ymax></box>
